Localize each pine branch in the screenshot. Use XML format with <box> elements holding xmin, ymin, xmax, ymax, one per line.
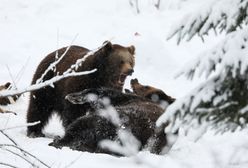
<box><xmin>167</xmin><ymin>0</ymin><xmax>248</xmax><ymax>43</ymax></box>
<box><xmin>175</xmin><ymin>25</ymin><xmax>248</xmax><ymax>80</ymax></box>
<box><xmin>158</xmin><ymin>68</ymin><xmax>248</xmax><ymax>133</ymax></box>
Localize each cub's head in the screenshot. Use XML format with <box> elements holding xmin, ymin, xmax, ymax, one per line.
<box><xmin>130</xmin><ymin>78</ymin><xmax>175</xmax><ymax>105</ymax></box>
<box><xmin>95</xmin><ymin>41</ymin><xmax>135</xmax><ymax>90</ymax></box>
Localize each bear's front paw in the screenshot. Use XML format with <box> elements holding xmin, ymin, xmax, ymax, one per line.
<box><xmin>49</xmin><ymin>136</ymin><xmax>63</xmax><ymax>149</ymax></box>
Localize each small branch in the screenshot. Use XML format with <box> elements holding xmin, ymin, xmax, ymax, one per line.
<box><xmin>1</xmin><ymin>148</ymin><xmax>39</xmax><ymax>168</ymax></box>
<box><xmin>6</xmin><ymin>65</ymin><xmax>17</xmax><ymax>89</ymax></box>
<box><xmin>0</xmin><ymin>130</ymin><xmax>18</xmax><ymax>146</ymax></box>
<box><xmin>0</xmin><ymin>162</ymin><xmax>20</xmax><ymax>168</ymax></box>
<box><xmin>16</xmin><ymin>55</ymin><xmax>31</xmax><ymax>85</ymax></box>
<box><xmin>55</xmin><ymin>28</ymin><xmax>60</xmax><ymax>60</ymax></box>
<box><xmin>36</xmin><ymin>34</ymin><xmax>79</xmax><ymax>84</ymax></box>
<box><xmin>154</xmin><ymin>0</ymin><xmax>161</xmax><ymax>10</ymax></box>
<box><xmin>0</xmin><ymin>144</ymin><xmax>50</xmax><ymax>168</ymax></box>
<box><xmin>0</xmin><ymin>125</ymin><xmax>50</xmax><ymax>168</ymax></box>
<box><xmin>0</xmin><ymin>110</ymin><xmax>17</xmax><ymax>115</ymax></box>
<box><xmin>0</xmin><ymin>121</ymin><xmax>40</xmax><ymax>131</ymax></box>
<box><xmin>64</xmin><ymin>154</ymin><xmax>82</xmax><ymax>168</ymax></box>
<box><xmin>0</xmin><ymin>69</ymin><xmax>96</xmax><ymax>98</ymax></box>
<box><xmin>129</xmin><ymin>0</ymin><xmax>140</xmax><ymax>14</ymax></box>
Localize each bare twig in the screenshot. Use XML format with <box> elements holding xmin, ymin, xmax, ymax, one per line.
<box><xmin>0</xmin><ymin>69</ymin><xmax>96</xmax><ymax>98</ymax></box>
<box><xmin>0</xmin><ymin>121</ymin><xmax>40</xmax><ymax>131</ymax></box>
<box><xmin>154</xmin><ymin>0</ymin><xmax>161</xmax><ymax>10</ymax></box>
<box><xmin>36</xmin><ymin>33</ymin><xmax>79</xmax><ymax>84</ymax></box>
<box><xmin>0</xmin><ymin>122</ymin><xmax>50</xmax><ymax>168</ymax></box>
<box><xmin>15</xmin><ymin>55</ymin><xmax>31</xmax><ymax>85</ymax></box>
<box><xmin>0</xmin><ymin>110</ymin><xmax>17</xmax><ymax>115</ymax></box>
<box><xmin>1</xmin><ymin>148</ymin><xmax>39</xmax><ymax>168</ymax></box>
<box><xmin>0</xmin><ymin>144</ymin><xmax>50</xmax><ymax>168</ymax></box>
<box><xmin>129</xmin><ymin>0</ymin><xmax>140</xmax><ymax>14</ymax></box>
<box><xmin>0</xmin><ymin>130</ymin><xmax>18</xmax><ymax>146</ymax></box>
<box><xmin>55</xmin><ymin>28</ymin><xmax>60</xmax><ymax>60</ymax></box>
<box><xmin>0</xmin><ymin>162</ymin><xmax>21</xmax><ymax>168</ymax></box>
<box><xmin>6</xmin><ymin>65</ymin><xmax>17</xmax><ymax>89</ymax></box>
<box><xmin>64</xmin><ymin>154</ymin><xmax>82</xmax><ymax>168</ymax></box>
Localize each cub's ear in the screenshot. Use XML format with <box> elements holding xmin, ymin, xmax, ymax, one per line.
<box><xmin>102</xmin><ymin>41</ymin><xmax>113</xmax><ymax>54</ymax></box>
<box><xmin>128</xmin><ymin>45</ymin><xmax>135</xmax><ymax>55</ymax></box>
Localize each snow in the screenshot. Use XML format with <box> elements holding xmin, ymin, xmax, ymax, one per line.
<box><xmin>1</xmin><ymin>0</ymin><xmax>248</xmax><ymax>167</ymax></box>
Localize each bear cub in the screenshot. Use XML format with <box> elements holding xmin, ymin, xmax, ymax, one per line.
<box><xmin>49</xmin><ymin>79</ymin><xmax>175</xmax><ymax>155</ymax></box>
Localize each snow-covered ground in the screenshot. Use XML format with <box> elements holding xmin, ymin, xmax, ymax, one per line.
<box><xmin>1</xmin><ymin>0</ymin><xmax>248</xmax><ymax>167</ymax></box>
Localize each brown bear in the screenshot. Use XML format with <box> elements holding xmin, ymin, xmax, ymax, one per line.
<box><xmin>0</xmin><ymin>82</ymin><xmax>19</xmax><ymax>115</ymax></box>
<box><xmin>49</xmin><ymin>80</ymin><xmax>175</xmax><ymax>155</ymax></box>
<box><xmin>27</xmin><ymin>41</ymin><xmax>135</xmax><ymax>137</ymax></box>
<box><xmin>0</xmin><ymin>82</ymin><xmax>20</xmax><ymax>105</ymax></box>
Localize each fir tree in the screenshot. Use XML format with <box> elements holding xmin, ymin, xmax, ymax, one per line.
<box><xmin>157</xmin><ymin>0</ymin><xmax>248</xmax><ymax>133</ymax></box>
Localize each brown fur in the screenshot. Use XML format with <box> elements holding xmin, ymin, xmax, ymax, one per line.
<box><xmin>0</xmin><ymin>82</ymin><xmax>11</xmax><ymax>105</ymax></box>
<box><xmin>27</xmin><ymin>41</ymin><xmax>135</xmax><ymax>137</ymax></box>
<box><xmin>49</xmin><ymin>88</ymin><xmax>167</xmax><ymax>155</ymax></box>
<box><xmin>0</xmin><ymin>107</ymin><xmax>4</xmax><ymax>113</ymax></box>
<box><xmin>0</xmin><ymin>82</ymin><xmax>20</xmax><ymax>105</ymax></box>
<box><xmin>0</xmin><ymin>82</ymin><xmax>19</xmax><ymax>115</ymax></box>
<box><xmin>130</xmin><ymin>78</ymin><xmax>175</xmax><ymax>106</ymax></box>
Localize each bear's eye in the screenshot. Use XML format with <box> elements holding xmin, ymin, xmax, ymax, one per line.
<box><xmin>144</xmin><ymin>86</ymin><xmax>150</xmax><ymax>89</ymax></box>
<box><xmin>120</xmin><ymin>60</ymin><xmax>125</xmax><ymax>64</ymax></box>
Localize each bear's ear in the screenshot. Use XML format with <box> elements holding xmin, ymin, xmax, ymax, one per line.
<box><xmin>102</xmin><ymin>41</ymin><xmax>113</xmax><ymax>54</ymax></box>
<box><xmin>128</xmin><ymin>45</ymin><xmax>135</xmax><ymax>55</ymax></box>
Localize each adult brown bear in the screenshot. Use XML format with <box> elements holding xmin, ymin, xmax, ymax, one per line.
<box><xmin>27</xmin><ymin>41</ymin><xmax>135</xmax><ymax>137</ymax></box>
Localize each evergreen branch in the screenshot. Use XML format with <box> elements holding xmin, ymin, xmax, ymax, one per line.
<box><xmin>168</xmin><ymin>0</ymin><xmax>248</xmax><ymax>43</ymax></box>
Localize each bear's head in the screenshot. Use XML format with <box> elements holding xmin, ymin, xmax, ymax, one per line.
<box><xmin>95</xmin><ymin>41</ymin><xmax>135</xmax><ymax>90</ymax></box>
<box><xmin>130</xmin><ymin>78</ymin><xmax>175</xmax><ymax>105</ymax></box>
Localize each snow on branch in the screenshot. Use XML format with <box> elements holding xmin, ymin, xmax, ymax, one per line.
<box><xmin>157</xmin><ymin>67</ymin><xmax>248</xmax><ymax>134</ymax></box>
<box><xmin>163</xmin><ymin>0</ymin><xmax>248</xmax><ymax>135</ymax></box>
<box><xmin>36</xmin><ymin>34</ymin><xmax>79</xmax><ymax>84</ymax></box>
<box><xmin>0</xmin><ymin>42</ymin><xmax>111</xmax><ymax>98</ymax></box>
<box><xmin>176</xmin><ymin>25</ymin><xmax>248</xmax><ymax>80</ymax></box>
<box><xmin>167</xmin><ymin>0</ymin><xmax>248</xmax><ymax>44</ymax></box>
<box><xmin>0</xmin><ymin>69</ymin><xmax>96</xmax><ymax>98</ymax></box>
